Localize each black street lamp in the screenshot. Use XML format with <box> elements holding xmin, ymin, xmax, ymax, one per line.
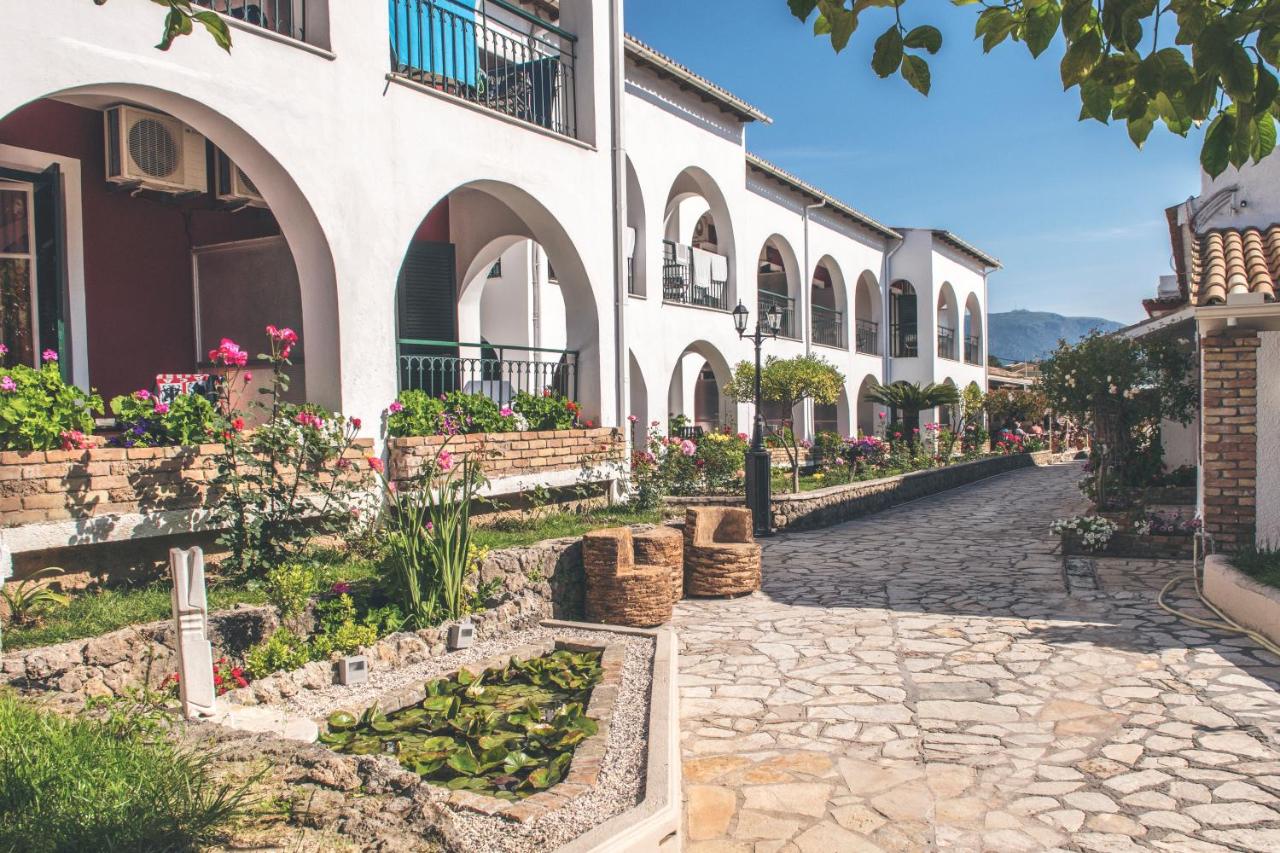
<box><xmin>733</xmin><ymin>300</ymin><xmax>783</xmax><ymax>537</ymax></box>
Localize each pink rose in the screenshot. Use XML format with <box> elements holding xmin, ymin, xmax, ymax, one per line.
<box><xmin>209</xmin><ymin>338</ymin><xmax>248</xmax><ymax>367</ymax></box>
<box><xmin>627</xmin><ymin>414</ymin><xmax>638</xmax><ymax>423</ymax></box>
<box><xmin>680</xmin><ymin>439</ymin><xmax>696</xmax><ymax>457</ymax></box>
<box><xmin>350</xmin><ymin>417</ymin><xmax>362</xmax><ymax>430</ymax></box>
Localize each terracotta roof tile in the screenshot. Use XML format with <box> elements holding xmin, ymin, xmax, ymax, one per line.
<box><xmin>1192</xmin><ymin>224</ymin><xmax>1280</xmax><ymax>305</ymax></box>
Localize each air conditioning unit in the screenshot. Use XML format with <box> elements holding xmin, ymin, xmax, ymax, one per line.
<box><xmin>104</xmin><ymin>105</ymin><xmax>208</xmax><ymax>194</ymax></box>
<box><xmin>215</xmin><ymin>149</ymin><xmax>267</xmax><ymax>208</ymax></box>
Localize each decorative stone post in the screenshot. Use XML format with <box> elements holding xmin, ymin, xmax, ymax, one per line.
<box><xmin>170</xmin><ymin>547</ymin><xmax>216</xmax><ymax>718</ymax></box>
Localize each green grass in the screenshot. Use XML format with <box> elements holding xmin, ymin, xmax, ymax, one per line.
<box><xmin>2</xmin><ymin>551</ymin><xmax>379</xmax><ymax>653</ymax></box>
<box><xmin>0</xmin><ymin>692</ymin><xmax>253</xmax><ymax>852</ymax></box>
<box><xmin>1232</xmin><ymin>548</ymin><xmax>1280</xmax><ymax>591</ymax></box>
<box><xmin>471</xmin><ymin>506</ymin><xmax>663</xmax><ymax>550</ymax></box>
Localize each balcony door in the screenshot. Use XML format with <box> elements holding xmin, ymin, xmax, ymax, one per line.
<box><xmin>0</xmin><ymin>164</ymin><xmax>65</xmax><ymax>375</ymax></box>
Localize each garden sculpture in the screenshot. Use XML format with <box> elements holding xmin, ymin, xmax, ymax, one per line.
<box><xmin>170</xmin><ymin>546</ymin><xmax>216</xmax><ymax>718</ymax></box>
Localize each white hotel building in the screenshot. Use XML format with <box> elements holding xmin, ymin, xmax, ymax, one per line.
<box><xmin>0</xmin><ymin>0</ymin><xmax>997</xmax><ymax>450</ymax></box>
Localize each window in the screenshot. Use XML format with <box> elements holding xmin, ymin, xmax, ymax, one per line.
<box><xmin>488</xmin><ymin>259</ymin><xmax>502</xmax><ymax>279</ymax></box>
<box><xmin>0</xmin><ymin>183</ymin><xmax>36</xmax><ymax>366</ymax></box>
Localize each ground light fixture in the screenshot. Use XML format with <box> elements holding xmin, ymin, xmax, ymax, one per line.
<box><xmin>733</xmin><ymin>301</ymin><xmax>782</xmax><ymax>536</ymax></box>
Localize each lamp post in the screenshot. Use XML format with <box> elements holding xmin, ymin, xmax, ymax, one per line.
<box><xmin>733</xmin><ymin>300</ymin><xmax>783</xmax><ymax>537</ymax></box>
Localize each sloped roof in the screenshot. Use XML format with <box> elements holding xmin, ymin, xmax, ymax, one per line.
<box><xmin>624</xmin><ymin>35</ymin><xmax>772</xmax><ymax>125</ymax></box>
<box><xmin>931</xmin><ymin>230</ymin><xmax>1002</xmax><ymax>269</ymax></box>
<box><xmin>745</xmin><ymin>154</ymin><xmax>900</xmax><ymax>241</ymax></box>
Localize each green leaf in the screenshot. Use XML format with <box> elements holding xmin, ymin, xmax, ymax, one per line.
<box><xmin>1201</xmin><ymin>111</ymin><xmax>1235</xmax><ymax>177</ymax></box>
<box><xmin>1060</xmin><ymin>28</ymin><xmax>1102</xmax><ymax>89</ymax></box>
<box><xmin>904</xmin><ymin>25</ymin><xmax>942</xmax><ymax>55</ymax></box>
<box><xmin>1025</xmin><ymin>1</ymin><xmax>1062</xmax><ymax>59</ymax></box>
<box><xmin>788</xmin><ymin>0</ymin><xmax>819</xmax><ymax>20</ymax></box>
<box><xmin>1254</xmin><ymin>112</ymin><xmax>1278</xmax><ymax>162</ymax></box>
<box><xmin>447</xmin><ymin>749</ymin><xmax>480</xmax><ymax>776</ymax></box>
<box><xmin>871</xmin><ymin>25</ymin><xmax>904</xmax><ymax>78</ymax></box>
<box><xmin>976</xmin><ymin>7</ymin><xmax>1016</xmax><ymax>53</ymax></box>
<box><xmin>901</xmin><ymin>55</ymin><xmax>931</xmax><ymax>96</ymax></box>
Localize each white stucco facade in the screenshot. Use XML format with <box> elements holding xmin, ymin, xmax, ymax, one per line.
<box><xmin>0</xmin><ymin>0</ymin><xmax>997</xmax><ymax>449</ymax></box>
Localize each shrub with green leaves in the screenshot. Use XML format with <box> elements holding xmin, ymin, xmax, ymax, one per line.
<box><xmin>263</xmin><ymin>563</ymin><xmax>317</xmax><ymax>622</ymax></box>
<box><xmin>512</xmin><ymin>390</ymin><xmax>579</xmax><ymax>431</ymax></box>
<box><xmin>0</xmin><ymin>691</ymin><xmax>252</xmax><ymax>852</ymax></box>
<box><xmin>244</xmin><ymin>628</ymin><xmax>311</xmax><ymax>679</ymax></box>
<box><xmin>108</xmin><ymin>390</ymin><xmax>217</xmax><ymax>448</ymax></box>
<box><xmin>386</xmin><ymin>389</ymin><xmax>584</xmax><ymax>437</ymax></box>
<box><xmin>386</xmin><ymin>390</ymin><xmax>448</xmax><ymax>438</ymax></box>
<box><xmin>0</xmin><ymin>361</ymin><xmax>101</xmax><ymax>451</ymax></box>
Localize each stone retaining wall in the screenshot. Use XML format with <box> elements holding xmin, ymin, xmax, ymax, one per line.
<box><xmin>388</xmin><ymin>428</ymin><xmax>624</xmax><ymax>488</ymax></box>
<box><xmin>0</xmin><ymin>605</ymin><xmax>277</xmax><ymax>696</ymax></box>
<box><xmin>0</xmin><ymin>440</ymin><xmax>373</xmax><ymax>530</ymax></box>
<box><xmin>770</xmin><ymin>450</ymin><xmax>1056</xmax><ymax>532</ymax></box>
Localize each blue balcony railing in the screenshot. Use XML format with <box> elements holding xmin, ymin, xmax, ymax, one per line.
<box><xmin>389</xmin><ymin>0</ymin><xmax>578</xmax><ymax>138</ymax></box>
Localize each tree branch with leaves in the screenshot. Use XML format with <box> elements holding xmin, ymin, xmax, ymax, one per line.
<box><xmin>95</xmin><ymin>0</ymin><xmax>232</xmax><ymax>52</ymax></box>
<box><xmin>789</xmin><ymin>0</ymin><xmax>1280</xmax><ymax>176</ymax></box>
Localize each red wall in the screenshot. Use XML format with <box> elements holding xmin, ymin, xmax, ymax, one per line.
<box><xmin>0</xmin><ymin>100</ymin><xmax>280</xmax><ymax>401</ymax></box>
<box><xmin>413</xmin><ymin>197</ymin><xmax>450</xmax><ymax>243</ymax></box>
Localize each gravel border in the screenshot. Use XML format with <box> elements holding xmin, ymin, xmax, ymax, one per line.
<box><xmin>273</xmin><ymin>625</ymin><xmax>655</xmax><ymax>853</ymax></box>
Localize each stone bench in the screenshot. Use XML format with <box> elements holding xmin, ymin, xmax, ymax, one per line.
<box><xmin>683</xmin><ymin>507</ymin><xmax>761</xmax><ymax>598</ymax></box>
<box><xmin>582</xmin><ymin>528</ymin><xmax>673</xmax><ymax>628</ymax></box>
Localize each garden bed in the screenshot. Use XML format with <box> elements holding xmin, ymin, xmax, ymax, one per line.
<box><xmin>1061</xmin><ymin>531</ymin><xmax>1195</xmax><ymax>559</ymax></box>
<box><xmin>1203</xmin><ymin>554</ymin><xmax>1280</xmax><ymax>648</ymax></box>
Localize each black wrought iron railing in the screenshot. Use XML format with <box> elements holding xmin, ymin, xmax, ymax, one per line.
<box><xmin>965</xmin><ymin>335</ymin><xmax>981</xmax><ymax>365</ymax></box>
<box><xmin>855</xmin><ymin>319</ymin><xmax>879</xmax><ymax>355</ymax></box>
<box><xmin>758</xmin><ymin>289</ymin><xmax>796</xmax><ymax>339</ymax></box>
<box><xmin>938</xmin><ymin>326</ymin><xmax>958</xmax><ymax>360</ymax></box>
<box><xmin>389</xmin><ymin>0</ymin><xmax>578</xmax><ymax>139</ymax></box>
<box><xmin>397</xmin><ymin>339</ymin><xmax>577</xmax><ymax>405</ymax></box>
<box><xmin>195</xmin><ymin>0</ymin><xmax>307</xmax><ymax>41</ymax></box>
<box><xmin>812</xmin><ymin>305</ymin><xmax>844</xmax><ymax>348</ymax></box>
<box><xmin>662</xmin><ymin>242</ymin><xmax>729</xmax><ymax>310</ymax></box>
<box><xmin>890</xmin><ymin>322</ymin><xmax>918</xmax><ymax>358</ymax></box>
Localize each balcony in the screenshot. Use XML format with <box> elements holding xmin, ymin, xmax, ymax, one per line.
<box><xmin>812</xmin><ymin>305</ymin><xmax>844</xmax><ymax>348</ymax></box>
<box><xmin>890</xmin><ymin>322</ymin><xmax>918</xmax><ymax>358</ymax></box>
<box><xmin>965</xmin><ymin>335</ymin><xmax>981</xmax><ymax>365</ymax></box>
<box><xmin>855</xmin><ymin>319</ymin><xmax>879</xmax><ymax>355</ymax></box>
<box><xmin>938</xmin><ymin>326</ymin><xmax>958</xmax><ymax>361</ymax></box>
<box><xmin>397</xmin><ymin>338</ymin><xmax>578</xmax><ymax>404</ymax></box>
<box><xmin>662</xmin><ymin>241</ymin><xmax>730</xmax><ymax>311</ymax></box>
<box><xmin>195</xmin><ymin>0</ymin><xmax>310</xmax><ymax>42</ymax></box>
<box><xmin>389</xmin><ymin>0</ymin><xmax>578</xmax><ymax>139</ymax></box>
<box><xmin>758</xmin><ymin>289</ymin><xmax>796</xmax><ymax>339</ymax></box>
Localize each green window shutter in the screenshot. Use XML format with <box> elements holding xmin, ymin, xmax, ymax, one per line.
<box><xmin>397</xmin><ymin>241</ymin><xmax>457</xmax><ymax>343</ymax></box>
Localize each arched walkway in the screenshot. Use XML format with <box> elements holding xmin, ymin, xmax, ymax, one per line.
<box><xmin>937</xmin><ymin>282</ymin><xmax>959</xmax><ymax>361</ymax></box>
<box><xmin>757</xmin><ymin>235</ymin><xmax>800</xmax><ymax>339</ymax></box>
<box><xmin>854</xmin><ymin>271</ymin><xmax>883</xmax><ymax>355</ymax></box>
<box><xmin>666</xmin><ymin>339</ymin><xmax>736</xmax><ymax>434</ymax></box>
<box><xmin>662</xmin><ymin>167</ymin><xmax>735</xmax><ymax>310</ymax></box>
<box><xmin>855</xmin><ymin>374</ymin><xmax>881</xmax><ymax>437</ymax></box>
<box><xmin>397</xmin><ymin>180</ymin><xmax>601</xmax><ymax>415</ymax></box>
<box><xmin>811</xmin><ymin>255</ymin><xmax>847</xmax><ymax>349</ymax></box>
<box><xmin>0</xmin><ymin>86</ymin><xmax>338</xmax><ymax>408</ymax></box>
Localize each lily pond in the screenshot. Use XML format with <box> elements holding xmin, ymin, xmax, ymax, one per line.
<box><xmin>320</xmin><ymin>649</ymin><xmax>604</xmax><ymax>800</ymax></box>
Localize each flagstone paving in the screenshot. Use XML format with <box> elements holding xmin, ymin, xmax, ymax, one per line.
<box><xmin>672</xmin><ymin>463</ymin><xmax>1280</xmax><ymax>851</ymax></box>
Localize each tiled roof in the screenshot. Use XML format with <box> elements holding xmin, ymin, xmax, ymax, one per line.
<box><xmin>624</xmin><ymin>35</ymin><xmax>773</xmax><ymax>124</ymax></box>
<box><xmin>1193</xmin><ymin>225</ymin><xmax>1280</xmax><ymax>305</ymax></box>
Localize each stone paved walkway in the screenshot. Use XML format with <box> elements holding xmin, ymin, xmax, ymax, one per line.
<box><xmin>673</xmin><ymin>463</ymin><xmax>1280</xmax><ymax>851</ymax></box>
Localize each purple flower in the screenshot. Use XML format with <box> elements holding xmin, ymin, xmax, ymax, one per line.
<box><xmin>0</xmin><ymin>376</ymin><xmax>15</xmax><ymax>393</ymax></box>
<box><xmin>331</xmin><ymin>582</ymin><xmax>352</xmax><ymax>596</ymax></box>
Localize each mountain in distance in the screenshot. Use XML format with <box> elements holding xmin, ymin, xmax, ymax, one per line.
<box><xmin>988</xmin><ymin>309</ymin><xmax>1125</xmax><ymax>363</ymax></box>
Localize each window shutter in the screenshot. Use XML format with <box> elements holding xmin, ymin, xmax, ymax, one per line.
<box><xmin>397</xmin><ymin>241</ymin><xmax>457</xmax><ymax>343</ymax></box>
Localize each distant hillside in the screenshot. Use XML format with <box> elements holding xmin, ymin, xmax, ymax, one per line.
<box><xmin>988</xmin><ymin>310</ymin><xmax>1124</xmax><ymax>363</ymax></box>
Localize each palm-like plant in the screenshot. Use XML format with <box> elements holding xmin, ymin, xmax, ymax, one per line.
<box><xmin>864</xmin><ymin>381</ymin><xmax>960</xmax><ymax>443</ymax></box>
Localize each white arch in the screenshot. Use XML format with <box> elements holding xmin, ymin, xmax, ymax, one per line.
<box><xmin>963</xmin><ymin>292</ymin><xmax>983</xmax><ymax>364</ymax></box>
<box><xmin>853</xmin><ymin>270</ymin><xmax>883</xmax><ymax>354</ymax></box>
<box><xmin>0</xmin><ymin>84</ymin><xmax>340</xmax><ymax>409</ymax></box>
<box><xmin>625</xmin><ymin>155</ymin><xmax>647</xmax><ymax>297</ymax></box>
<box><xmin>855</xmin><ymin>373</ymin><xmax>881</xmax><ymax>437</ymax></box>
<box><xmin>937</xmin><ymin>282</ymin><xmax>960</xmax><ymax>360</ymax></box>
<box><xmin>662</xmin><ymin>166</ymin><xmax>738</xmax><ymax>301</ymax></box>
<box><xmin>811</xmin><ymin>254</ymin><xmax>848</xmax><ymax>349</ymax></box>
<box><xmin>665</xmin><ymin>338</ymin><xmax>738</xmax><ymax>431</ymax></box>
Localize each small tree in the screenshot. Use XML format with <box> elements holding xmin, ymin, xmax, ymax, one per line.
<box><xmin>984</xmin><ymin>386</ymin><xmax>1050</xmax><ymax>433</ymax></box>
<box><xmin>726</xmin><ymin>355</ymin><xmax>844</xmax><ymax>493</ymax></box>
<box><xmin>863</xmin><ymin>381</ymin><xmax>960</xmax><ymax>447</ymax></box>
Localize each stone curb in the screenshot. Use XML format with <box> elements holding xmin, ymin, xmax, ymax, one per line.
<box><xmin>1203</xmin><ymin>554</ymin><xmax>1280</xmax><ymax>648</ymax></box>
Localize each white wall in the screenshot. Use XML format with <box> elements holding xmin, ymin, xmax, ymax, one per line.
<box><xmin>1161</xmin><ymin>416</ymin><xmax>1199</xmax><ymax>471</ymax></box>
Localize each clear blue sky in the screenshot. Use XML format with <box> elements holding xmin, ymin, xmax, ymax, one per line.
<box><xmin>625</xmin><ymin>0</ymin><xmax>1203</xmax><ymax>325</ymax></box>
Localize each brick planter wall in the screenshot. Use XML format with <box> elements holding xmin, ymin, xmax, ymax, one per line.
<box><xmin>0</xmin><ymin>440</ymin><xmax>373</xmax><ymax>530</ymax></box>
<box><xmin>387</xmin><ymin>428</ymin><xmax>624</xmax><ymax>487</ymax></box>
<box><xmin>1201</xmin><ymin>330</ymin><xmax>1259</xmax><ymax>549</ymax></box>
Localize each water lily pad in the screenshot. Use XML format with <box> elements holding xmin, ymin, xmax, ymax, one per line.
<box><xmin>327</xmin><ymin>711</ymin><xmax>357</xmax><ymax>731</ymax></box>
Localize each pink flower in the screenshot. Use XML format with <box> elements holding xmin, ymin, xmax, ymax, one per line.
<box><xmin>650</xmin><ymin>420</ymin><xmax>660</xmax><ymax>427</ymax></box>
<box><xmin>627</xmin><ymin>414</ymin><xmax>638</xmax><ymax>423</ymax></box>
<box><xmin>367</xmin><ymin>456</ymin><xmax>385</xmax><ymax>474</ymax></box>
<box><xmin>209</xmin><ymin>338</ymin><xmax>248</xmax><ymax>367</ymax></box>
<box><xmin>60</xmin><ymin>430</ymin><xmax>88</xmax><ymax>451</ymax></box>
<box><xmin>738</xmin><ymin>432</ymin><xmax>748</xmax><ymax>441</ymax></box>
<box><xmin>243</xmin><ymin>372</ymin><xmax>252</xmax><ymax>383</ymax></box>
<box><xmin>388</xmin><ymin>401</ymin><xmax>405</xmax><ymax>414</ymax></box>
<box><xmin>350</xmin><ymin>417</ymin><xmax>362</xmax><ymax>430</ymax></box>
<box><xmin>134</xmin><ymin>389</ymin><xmax>151</xmax><ymax>401</ymax></box>
<box><xmin>41</xmin><ymin>349</ymin><xmax>58</xmax><ymax>363</ymax></box>
<box><xmin>680</xmin><ymin>439</ymin><xmax>696</xmax><ymax>457</ymax></box>
<box><xmin>436</xmin><ymin>450</ymin><xmax>454</xmax><ymax>471</ymax></box>
<box><xmin>500</xmin><ymin>406</ymin><xmax>514</xmax><ymax>417</ymax></box>
<box><xmin>425</xmin><ymin>521</ymin><xmax>434</xmax><ymax>533</ymax></box>
<box><xmin>0</xmin><ymin>343</ymin><xmax>7</xmax><ymax>357</ymax></box>
<box><xmin>0</xmin><ymin>376</ymin><xmax>15</xmax><ymax>393</ymax></box>
<box><xmin>331</xmin><ymin>582</ymin><xmax>352</xmax><ymax>595</ymax></box>
<box><xmin>266</xmin><ymin>325</ymin><xmax>299</xmax><ymax>358</ymax></box>
<box><xmin>878</xmin><ymin>412</ymin><xmax>885</xmax><ymax>420</ymax></box>
<box><xmin>153</xmin><ymin>401</ymin><xmax>170</xmax><ymax>415</ymax></box>
<box><xmin>295</xmin><ymin>411</ymin><xmax>325</xmax><ymax>430</ymax></box>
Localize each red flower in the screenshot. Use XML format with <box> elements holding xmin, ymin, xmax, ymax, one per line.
<box><xmin>367</xmin><ymin>456</ymin><xmax>385</xmax><ymax>474</ymax></box>
<box><xmin>231</xmin><ymin>417</ymin><xmax>245</xmax><ymax>432</ymax></box>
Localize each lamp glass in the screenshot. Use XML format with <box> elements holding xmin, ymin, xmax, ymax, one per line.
<box><xmin>732</xmin><ymin>301</ymin><xmax>750</xmax><ymax>335</ymax></box>
<box><xmin>766</xmin><ymin>303</ymin><xmax>783</xmax><ymax>334</ymax></box>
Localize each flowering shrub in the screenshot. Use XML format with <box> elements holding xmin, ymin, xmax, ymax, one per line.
<box><xmin>385</xmin><ymin>388</ymin><xmax>581</xmax><ymax>438</ymax></box>
<box><xmin>1132</xmin><ymin>512</ymin><xmax>1202</xmax><ymax>537</ymax></box>
<box><xmin>213</xmin><ymin>657</ymin><xmax>250</xmax><ymax>695</ymax></box>
<box><xmin>1049</xmin><ymin>515</ymin><xmax>1118</xmax><ymax>552</ymax></box>
<box><xmin>108</xmin><ymin>389</ymin><xmax>217</xmax><ymax>448</ymax></box>
<box><xmin>993</xmin><ymin>433</ymin><xmax>1026</xmax><ymax>455</ymax></box>
<box><xmin>0</xmin><ymin>357</ymin><xmax>102</xmax><ymax>451</ymax></box>
<box><xmin>208</xmin><ymin>326</ymin><xmax>364</xmax><ymax>577</ymax></box>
